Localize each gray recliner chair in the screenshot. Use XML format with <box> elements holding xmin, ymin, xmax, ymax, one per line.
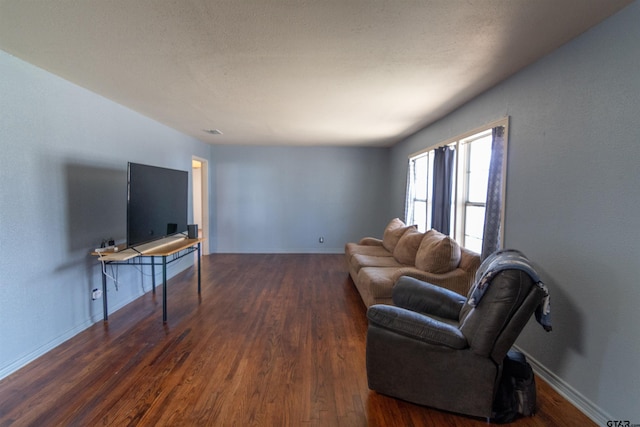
<box><xmin>366</xmin><ymin>260</ymin><xmax>548</xmax><ymax>419</ymax></box>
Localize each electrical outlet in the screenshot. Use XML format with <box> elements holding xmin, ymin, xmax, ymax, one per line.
<box><xmin>92</xmin><ymin>289</ymin><xmax>102</xmax><ymax>300</ymax></box>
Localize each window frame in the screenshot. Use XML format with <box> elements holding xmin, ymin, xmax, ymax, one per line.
<box><xmin>406</xmin><ymin>151</ymin><xmax>433</xmax><ymax>232</ymax></box>
<box><xmin>406</xmin><ymin>117</ymin><xmax>509</xmax><ymax>252</ymax></box>
<box><xmin>457</xmin><ymin>130</ymin><xmax>492</xmax><ymax>253</ymax></box>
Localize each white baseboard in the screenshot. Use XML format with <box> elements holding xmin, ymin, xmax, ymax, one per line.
<box><xmin>0</xmin><ymin>290</ymin><xmax>148</xmax><ymax>381</ymax></box>
<box><xmin>0</xmin><ymin>261</ymin><xmax>195</xmax><ymax>381</ymax></box>
<box><xmin>514</xmin><ymin>345</ymin><xmax>612</xmax><ymax>426</ymax></box>
<box><xmin>0</xmin><ymin>320</ymin><xmax>94</xmax><ymax>380</ymax></box>
<box><xmin>215</xmin><ymin>248</ymin><xmax>344</xmax><ymax>254</ymax></box>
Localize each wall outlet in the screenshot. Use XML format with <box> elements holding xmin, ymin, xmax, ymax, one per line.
<box><xmin>92</xmin><ymin>289</ymin><xmax>102</xmax><ymax>300</ymax></box>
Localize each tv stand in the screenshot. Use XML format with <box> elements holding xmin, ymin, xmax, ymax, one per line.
<box><xmin>92</xmin><ymin>236</ymin><xmax>203</xmax><ymax>323</ymax></box>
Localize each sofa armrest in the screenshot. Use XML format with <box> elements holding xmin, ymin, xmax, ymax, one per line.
<box><xmin>392</xmin><ymin>276</ymin><xmax>466</xmax><ymax>320</ymax></box>
<box><xmin>392</xmin><ymin>267</ymin><xmax>475</xmax><ymax>297</ymax></box>
<box><xmin>358</xmin><ymin>237</ymin><xmax>383</xmax><ymax>246</ymax></box>
<box><xmin>367</xmin><ymin>304</ymin><xmax>467</xmax><ymax>349</ymax></box>
<box><xmin>459</xmin><ymin>247</ymin><xmax>481</xmax><ymax>273</ymax></box>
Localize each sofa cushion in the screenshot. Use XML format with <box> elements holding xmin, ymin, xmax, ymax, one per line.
<box><xmin>350</xmin><ymin>253</ymin><xmax>403</xmax><ymax>273</ymax></box>
<box><xmin>415</xmin><ymin>229</ymin><xmax>462</xmax><ymax>274</ymax></box>
<box><xmin>357</xmin><ymin>267</ymin><xmax>398</xmax><ymax>299</ymax></box>
<box><xmin>345</xmin><ymin>242</ymin><xmax>391</xmax><ymax>259</ymax></box>
<box><xmin>393</xmin><ymin>228</ymin><xmax>424</xmax><ymax>265</ymax></box>
<box><xmin>382</xmin><ymin>218</ymin><xmax>414</xmax><ymax>253</ymax></box>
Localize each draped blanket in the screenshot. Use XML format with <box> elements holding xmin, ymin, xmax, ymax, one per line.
<box><xmin>468</xmin><ymin>249</ymin><xmax>552</xmax><ymax>332</ymax></box>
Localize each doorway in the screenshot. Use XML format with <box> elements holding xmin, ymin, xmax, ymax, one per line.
<box><xmin>192</xmin><ymin>157</ymin><xmax>210</xmax><ymax>255</ymax></box>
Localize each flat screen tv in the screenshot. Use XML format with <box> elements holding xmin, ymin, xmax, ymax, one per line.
<box><xmin>127</xmin><ymin>162</ymin><xmax>188</xmax><ymax>247</ymax></box>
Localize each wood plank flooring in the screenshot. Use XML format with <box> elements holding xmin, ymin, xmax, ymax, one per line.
<box><xmin>0</xmin><ymin>254</ymin><xmax>594</xmax><ymax>426</ymax></box>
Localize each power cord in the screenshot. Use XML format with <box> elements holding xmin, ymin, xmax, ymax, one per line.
<box><xmin>98</xmin><ymin>254</ymin><xmax>119</xmax><ymax>291</ymax></box>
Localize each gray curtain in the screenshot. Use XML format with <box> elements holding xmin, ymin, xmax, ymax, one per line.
<box><xmin>431</xmin><ymin>146</ymin><xmax>455</xmax><ymax>234</ymax></box>
<box><xmin>481</xmin><ymin>126</ymin><xmax>505</xmax><ymax>260</ymax></box>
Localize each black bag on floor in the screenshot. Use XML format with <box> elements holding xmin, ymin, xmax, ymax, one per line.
<box><xmin>491</xmin><ymin>350</ymin><xmax>537</xmax><ymax>423</ymax></box>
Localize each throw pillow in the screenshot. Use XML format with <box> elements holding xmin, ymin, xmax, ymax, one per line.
<box><xmin>393</xmin><ymin>228</ymin><xmax>424</xmax><ymax>265</ymax></box>
<box><xmin>415</xmin><ymin>229</ymin><xmax>462</xmax><ymax>274</ymax></box>
<box><xmin>382</xmin><ymin>218</ymin><xmax>413</xmax><ymax>252</ymax></box>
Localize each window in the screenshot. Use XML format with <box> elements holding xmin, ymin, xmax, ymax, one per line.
<box><xmin>406</xmin><ymin>152</ymin><xmax>433</xmax><ymax>232</ymax></box>
<box><xmin>405</xmin><ymin>118</ymin><xmax>508</xmax><ymax>252</ymax></box>
<box><xmin>459</xmin><ymin>131</ymin><xmax>492</xmax><ymax>253</ymax></box>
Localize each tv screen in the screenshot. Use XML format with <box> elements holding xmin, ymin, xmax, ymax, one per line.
<box><xmin>127</xmin><ymin>162</ymin><xmax>188</xmax><ymax>247</ymax></box>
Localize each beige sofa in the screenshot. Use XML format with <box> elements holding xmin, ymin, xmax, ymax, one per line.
<box><xmin>345</xmin><ymin>218</ymin><xmax>481</xmax><ymax>307</ymax></box>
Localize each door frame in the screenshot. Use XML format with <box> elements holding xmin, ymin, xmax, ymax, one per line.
<box><xmin>192</xmin><ymin>156</ymin><xmax>210</xmax><ymax>255</ymax></box>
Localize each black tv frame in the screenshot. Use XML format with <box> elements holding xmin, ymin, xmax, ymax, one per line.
<box><xmin>126</xmin><ymin>162</ymin><xmax>188</xmax><ymax>248</ymax></box>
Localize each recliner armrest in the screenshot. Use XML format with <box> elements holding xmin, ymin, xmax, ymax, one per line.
<box><xmin>393</xmin><ymin>276</ymin><xmax>466</xmax><ymax>320</ymax></box>
<box><xmin>392</xmin><ymin>267</ymin><xmax>474</xmax><ymax>297</ymax></box>
<box><xmin>367</xmin><ymin>304</ymin><xmax>467</xmax><ymax>349</ymax></box>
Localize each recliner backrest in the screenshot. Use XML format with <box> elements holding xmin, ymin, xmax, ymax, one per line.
<box><xmin>458</xmin><ymin>270</ymin><xmax>536</xmax><ymax>358</ymax></box>
<box><xmin>490</xmin><ymin>284</ymin><xmax>545</xmax><ymax>362</ymax></box>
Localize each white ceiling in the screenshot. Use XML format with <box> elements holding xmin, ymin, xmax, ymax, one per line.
<box><xmin>0</xmin><ymin>0</ymin><xmax>632</xmax><ymax>147</ymax></box>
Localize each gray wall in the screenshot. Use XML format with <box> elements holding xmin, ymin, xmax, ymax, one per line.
<box><xmin>210</xmin><ymin>144</ymin><xmax>391</xmax><ymax>253</ymax></box>
<box><xmin>390</xmin><ymin>3</ymin><xmax>640</xmax><ymax>422</ymax></box>
<box><xmin>3</xmin><ymin>2</ymin><xmax>638</xmax><ymax>421</ymax></box>
<box><xmin>0</xmin><ymin>50</ymin><xmax>210</xmax><ymax>378</ymax></box>
<box><xmin>0</xmin><ymin>48</ymin><xmax>392</xmax><ymax>380</ymax></box>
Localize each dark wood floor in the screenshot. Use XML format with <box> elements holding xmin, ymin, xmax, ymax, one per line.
<box><xmin>0</xmin><ymin>254</ymin><xmax>594</xmax><ymax>426</ymax></box>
